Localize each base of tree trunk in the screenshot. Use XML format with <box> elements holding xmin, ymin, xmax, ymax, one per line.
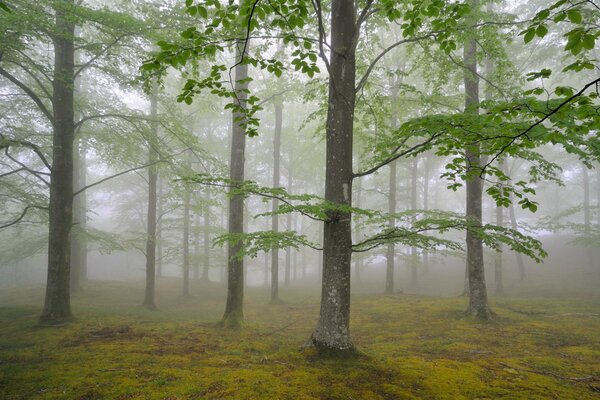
<box><xmin>464</xmin><ymin>305</ymin><xmax>493</xmax><ymax>320</ymax></box>
<box><xmin>38</xmin><ymin>311</ymin><xmax>72</xmax><ymax>326</ymax></box>
<box><xmin>142</xmin><ymin>301</ymin><xmax>157</xmax><ymax>311</ymax></box>
<box><xmin>219</xmin><ymin>310</ymin><xmax>244</xmax><ymax>329</ymax></box>
<box><xmin>303</xmin><ymin>337</ymin><xmax>361</xmax><ymax>358</ymax></box>
<box><xmin>269</xmin><ymin>298</ymin><xmax>284</xmax><ymax>305</ymax></box>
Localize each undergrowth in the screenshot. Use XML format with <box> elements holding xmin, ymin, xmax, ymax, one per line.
<box><xmin>0</xmin><ymin>279</ymin><xmax>599</xmax><ymax>399</ymax></box>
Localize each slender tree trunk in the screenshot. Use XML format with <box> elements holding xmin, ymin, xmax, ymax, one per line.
<box><xmin>582</xmin><ymin>164</ymin><xmax>593</xmax><ymax>270</ymax></box>
<box><xmin>310</xmin><ymin>0</ymin><xmax>356</xmax><ymax>352</ymax></box>
<box><xmin>220</xmin><ymin>38</ymin><xmax>248</xmax><ymax>328</ymax></box>
<box><xmin>40</xmin><ymin>1</ymin><xmax>75</xmax><ymax>324</ymax></box>
<box><xmin>385</xmin><ymin>159</ymin><xmax>397</xmax><ymax>294</ymax></box>
<box><xmin>353</xmin><ymin>177</ymin><xmax>362</xmax><ymax>285</ymax></box>
<box><xmin>271</xmin><ymin>100</ymin><xmax>282</xmax><ymax>303</ymax></box>
<box><xmin>508</xmin><ymin>193</ymin><xmax>526</xmax><ymax>280</ymax></box>
<box><xmin>410</xmin><ymin>158</ymin><xmax>419</xmax><ymax>288</ymax></box>
<box><xmin>70</xmin><ymin>136</ymin><xmax>86</xmax><ymax>292</ymax></box>
<box><xmin>142</xmin><ymin>87</ymin><xmax>159</xmax><ymax>311</ymax></box>
<box><xmin>193</xmin><ymin>214</ymin><xmax>200</xmax><ymax>280</ymax></box>
<box><xmin>202</xmin><ymin>199</ymin><xmax>210</xmax><ymax>281</ymax></box>
<box><xmin>285</xmin><ymin>151</ymin><xmax>293</xmax><ymax>287</ymax></box>
<box><xmin>156</xmin><ymin>176</ymin><xmax>163</xmax><ymax>278</ymax></box>
<box><xmin>182</xmin><ymin>151</ymin><xmax>191</xmax><ymax>297</ymax></box>
<box><xmin>495</xmin><ymin>196</ymin><xmax>504</xmax><ymax>295</ymax></box>
<box><xmin>463</xmin><ymin>2</ymin><xmax>491</xmax><ymax>319</ymax></box>
<box><xmin>385</xmin><ymin>85</ymin><xmax>400</xmax><ymax>294</ymax></box>
<box><xmin>422</xmin><ymin>154</ymin><xmax>430</xmax><ymax>274</ymax></box>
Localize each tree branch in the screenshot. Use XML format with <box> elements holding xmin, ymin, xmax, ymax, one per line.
<box><xmin>0</xmin><ymin>65</ymin><xmax>53</xmax><ymax>122</ymax></box>
<box><xmin>353</xmin><ymin>133</ymin><xmax>442</xmax><ymax>178</ymax></box>
<box><xmin>0</xmin><ymin>205</ymin><xmax>48</xmax><ymax>230</ymax></box>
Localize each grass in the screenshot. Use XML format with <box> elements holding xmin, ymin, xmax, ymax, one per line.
<box><xmin>0</xmin><ymin>278</ymin><xmax>599</xmax><ymax>399</ymax></box>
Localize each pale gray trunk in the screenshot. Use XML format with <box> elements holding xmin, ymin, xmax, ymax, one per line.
<box><xmin>385</xmin><ymin>85</ymin><xmax>400</xmax><ymax>294</ymax></box>
<box><xmin>220</xmin><ymin>38</ymin><xmax>248</xmax><ymax>328</ymax></box>
<box><xmin>271</xmin><ymin>100</ymin><xmax>282</xmax><ymax>302</ymax></box>
<box><xmin>142</xmin><ymin>87</ymin><xmax>159</xmax><ymax>311</ymax></box>
<box><xmin>182</xmin><ymin>151</ymin><xmax>191</xmax><ymax>296</ymax></box>
<box><xmin>582</xmin><ymin>165</ymin><xmax>593</xmax><ymax>270</ymax></box>
<box><xmin>285</xmin><ymin>151</ymin><xmax>293</xmax><ymax>287</ymax></box>
<box><xmin>310</xmin><ymin>0</ymin><xmax>356</xmax><ymax>352</ymax></box>
<box><xmin>508</xmin><ymin>193</ymin><xmax>526</xmax><ymax>280</ymax></box>
<box><xmin>202</xmin><ymin>199</ymin><xmax>210</xmax><ymax>281</ymax></box>
<box><xmin>410</xmin><ymin>158</ymin><xmax>418</xmax><ymax>288</ymax></box>
<box><xmin>463</xmin><ymin>3</ymin><xmax>491</xmax><ymax>318</ymax></box>
<box><xmin>157</xmin><ymin>176</ymin><xmax>163</xmax><ymax>278</ymax></box>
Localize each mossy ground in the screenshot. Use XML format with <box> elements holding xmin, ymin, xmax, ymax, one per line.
<box><xmin>1</xmin><ymin>279</ymin><xmax>599</xmax><ymax>399</ymax></box>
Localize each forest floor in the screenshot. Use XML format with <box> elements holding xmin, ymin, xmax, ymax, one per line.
<box><xmin>0</xmin><ymin>279</ymin><xmax>599</xmax><ymax>400</ymax></box>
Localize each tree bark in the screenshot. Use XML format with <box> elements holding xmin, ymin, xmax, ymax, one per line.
<box><xmin>285</xmin><ymin>149</ymin><xmax>293</xmax><ymax>287</ymax></box>
<box><xmin>40</xmin><ymin>1</ymin><xmax>76</xmax><ymax>325</ymax></box>
<box><xmin>70</xmin><ymin>136</ymin><xmax>87</xmax><ymax>292</ymax></box>
<box><xmin>508</xmin><ymin>192</ymin><xmax>526</xmax><ymax>280</ymax></box>
<box><xmin>182</xmin><ymin>151</ymin><xmax>191</xmax><ymax>297</ymax></box>
<box><xmin>143</xmin><ymin>87</ymin><xmax>159</xmax><ymax>311</ymax></box>
<box><xmin>354</xmin><ymin>177</ymin><xmax>362</xmax><ymax>285</ymax></box>
<box><xmin>385</xmin><ymin>83</ymin><xmax>400</xmax><ymax>294</ymax></box>
<box><xmin>495</xmin><ymin>195</ymin><xmax>504</xmax><ymax>295</ymax></box>
<box><xmin>156</xmin><ymin>175</ymin><xmax>163</xmax><ymax>278</ymax></box>
<box><xmin>582</xmin><ymin>164</ymin><xmax>593</xmax><ymax>270</ymax></box>
<box><xmin>422</xmin><ymin>154</ymin><xmax>430</xmax><ymax>275</ymax></box>
<box><xmin>463</xmin><ymin>2</ymin><xmax>491</xmax><ymax>319</ymax></box>
<box><xmin>220</xmin><ymin>38</ymin><xmax>248</xmax><ymax>329</ymax></box>
<box><xmin>410</xmin><ymin>157</ymin><xmax>419</xmax><ymax>288</ymax></box>
<box><xmin>310</xmin><ymin>0</ymin><xmax>356</xmax><ymax>352</ymax></box>
<box><xmin>202</xmin><ymin>198</ymin><xmax>210</xmax><ymax>281</ymax></box>
<box><xmin>271</xmin><ymin>100</ymin><xmax>282</xmax><ymax>303</ymax></box>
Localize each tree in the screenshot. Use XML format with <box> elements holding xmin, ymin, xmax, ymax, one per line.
<box><xmin>40</xmin><ymin>0</ymin><xmax>76</xmax><ymax>324</ymax></box>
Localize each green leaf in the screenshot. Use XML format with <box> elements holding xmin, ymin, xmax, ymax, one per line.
<box><xmin>582</xmin><ymin>35</ymin><xmax>595</xmax><ymax>50</ymax></box>
<box><xmin>198</xmin><ymin>5</ymin><xmax>208</xmax><ymax>18</ymax></box>
<box><xmin>567</xmin><ymin>9</ymin><xmax>582</xmax><ymax>24</ymax></box>
<box><xmin>524</xmin><ymin>29</ymin><xmax>536</xmax><ymax>44</ymax></box>
<box><xmin>535</xmin><ymin>25</ymin><xmax>548</xmax><ymax>38</ymax></box>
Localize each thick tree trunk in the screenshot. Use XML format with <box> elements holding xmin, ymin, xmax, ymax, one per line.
<box><xmin>143</xmin><ymin>88</ymin><xmax>159</xmax><ymax>311</ymax></box>
<box><xmin>40</xmin><ymin>1</ymin><xmax>76</xmax><ymax>325</ymax></box>
<box><xmin>271</xmin><ymin>100</ymin><xmax>282</xmax><ymax>303</ymax></box>
<box><xmin>310</xmin><ymin>0</ymin><xmax>356</xmax><ymax>352</ymax></box>
<box><xmin>220</xmin><ymin>40</ymin><xmax>248</xmax><ymax>329</ymax></box>
<box><xmin>463</xmin><ymin>6</ymin><xmax>491</xmax><ymax>319</ymax></box>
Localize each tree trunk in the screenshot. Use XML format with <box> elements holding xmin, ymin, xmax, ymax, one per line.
<box><xmin>271</xmin><ymin>100</ymin><xmax>282</xmax><ymax>303</ymax></box>
<box><xmin>582</xmin><ymin>164</ymin><xmax>593</xmax><ymax>270</ymax></box>
<box><xmin>40</xmin><ymin>1</ymin><xmax>75</xmax><ymax>325</ymax></box>
<box><xmin>463</xmin><ymin>2</ymin><xmax>491</xmax><ymax>319</ymax></box>
<box><xmin>182</xmin><ymin>151</ymin><xmax>191</xmax><ymax>297</ymax></box>
<box><xmin>193</xmin><ymin>214</ymin><xmax>200</xmax><ymax>280</ymax></box>
<box><xmin>310</xmin><ymin>0</ymin><xmax>356</xmax><ymax>352</ymax></box>
<box><xmin>220</xmin><ymin>39</ymin><xmax>248</xmax><ymax>329</ymax></box>
<box><xmin>353</xmin><ymin>177</ymin><xmax>362</xmax><ymax>285</ymax></box>
<box><xmin>202</xmin><ymin>198</ymin><xmax>210</xmax><ymax>281</ymax></box>
<box><xmin>385</xmin><ymin>159</ymin><xmax>397</xmax><ymax>294</ymax></box>
<box><xmin>156</xmin><ymin>176</ymin><xmax>163</xmax><ymax>278</ymax></box>
<box><xmin>410</xmin><ymin>157</ymin><xmax>419</xmax><ymax>288</ymax></box>
<box><xmin>385</xmin><ymin>83</ymin><xmax>400</xmax><ymax>294</ymax></box>
<box><xmin>422</xmin><ymin>154</ymin><xmax>430</xmax><ymax>274</ymax></box>
<box><xmin>285</xmin><ymin>150</ymin><xmax>293</xmax><ymax>287</ymax></box>
<box><xmin>142</xmin><ymin>87</ymin><xmax>159</xmax><ymax>311</ymax></box>
<box><xmin>70</xmin><ymin>136</ymin><xmax>87</xmax><ymax>292</ymax></box>
<box><xmin>508</xmin><ymin>192</ymin><xmax>526</xmax><ymax>280</ymax></box>
<box><xmin>494</xmin><ymin>199</ymin><xmax>504</xmax><ymax>295</ymax></box>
